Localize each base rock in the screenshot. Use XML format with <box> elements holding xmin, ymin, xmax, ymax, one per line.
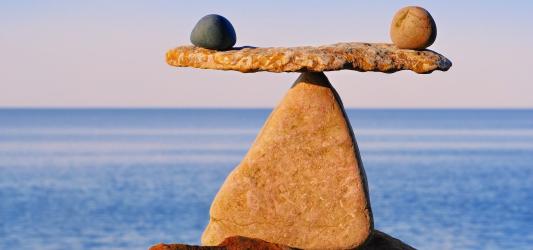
<box><xmin>149</xmin><ymin>230</ymin><xmax>415</xmax><ymax>250</ymax></box>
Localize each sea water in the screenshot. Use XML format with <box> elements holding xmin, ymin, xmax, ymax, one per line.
<box><xmin>0</xmin><ymin>109</ymin><xmax>532</xmax><ymax>250</ymax></box>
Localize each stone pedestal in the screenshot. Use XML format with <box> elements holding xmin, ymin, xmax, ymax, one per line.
<box><xmin>202</xmin><ymin>72</ymin><xmax>372</xmax><ymax>249</ymax></box>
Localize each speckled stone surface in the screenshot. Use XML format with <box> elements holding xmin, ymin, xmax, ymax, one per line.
<box><xmin>166</xmin><ymin>42</ymin><xmax>451</xmax><ymax>74</ymax></box>
<box><xmin>201</xmin><ymin>72</ymin><xmax>373</xmax><ymax>249</ymax></box>
<box><xmin>390</xmin><ymin>6</ymin><xmax>437</xmax><ymax>50</ymax></box>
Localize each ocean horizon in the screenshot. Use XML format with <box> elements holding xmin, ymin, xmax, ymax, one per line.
<box><xmin>1</xmin><ymin>108</ymin><xmax>532</xmax><ymax>249</ymax></box>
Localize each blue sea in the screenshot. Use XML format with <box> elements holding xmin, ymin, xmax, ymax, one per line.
<box><xmin>0</xmin><ymin>109</ymin><xmax>532</xmax><ymax>250</ymax></box>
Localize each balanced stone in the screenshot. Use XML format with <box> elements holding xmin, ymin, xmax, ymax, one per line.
<box><xmin>190</xmin><ymin>14</ymin><xmax>236</xmax><ymax>51</ymax></box>
<box><xmin>390</xmin><ymin>6</ymin><xmax>437</xmax><ymax>50</ymax></box>
<box><xmin>201</xmin><ymin>72</ymin><xmax>373</xmax><ymax>249</ymax></box>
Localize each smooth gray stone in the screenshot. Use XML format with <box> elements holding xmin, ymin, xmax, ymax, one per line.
<box><xmin>190</xmin><ymin>14</ymin><xmax>236</xmax><ymax>51</ymax></box>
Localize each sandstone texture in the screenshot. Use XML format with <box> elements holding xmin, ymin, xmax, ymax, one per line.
<box><xmin>201</xmin><ymin>72</ymin><xmax>373</xmax><ymax>249</ymax></box>
<box><xmin>166</xmin><ymin>42</ymin><xmax>451</xmax><ymax>74</ymax></box>
<box><xmin>149</xmin><ymin>230</ymin><xmax>414</xmax><ymax>250</ymax></box>
<box><xmin>390</xmin><ymin>6</ymin><xmax>437</xmax><ymax>50</ymax></box>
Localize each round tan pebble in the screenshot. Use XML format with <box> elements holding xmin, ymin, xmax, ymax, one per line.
<box><xmin>390</xmin><ymin>6</ymin><xmax>437</xmax><ymax>50</ymax></box>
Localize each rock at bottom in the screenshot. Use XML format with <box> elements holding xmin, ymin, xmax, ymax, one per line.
<box><xmin>361</xmin><ymin>231</ymin><xmax>416</xmax><ymax>250</ymax></box>
<box><xmin>201</xmin><ymin>72</ymin><xmax>372</xmax><ymax>249</ymax></box>
<box><xmin>149</xmin><ymin>236</ymin><xmax>291</xmax><ymax>250</ymax></box>
<box><xmin>149</xmin><ymin>230</ymin><xmax>415</xmax><ymax>250</ymax></box>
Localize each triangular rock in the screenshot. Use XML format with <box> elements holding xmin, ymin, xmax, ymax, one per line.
<box><xmin>202</xmin><ymin>72</ymin><xmax>373</xmax><ymax>249</ymax></box>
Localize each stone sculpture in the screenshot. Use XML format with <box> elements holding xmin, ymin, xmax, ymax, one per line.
<box><xmin>153</xmin><ymin>6</ymin><xmax>451</xmax><ymax>250</ymax></box>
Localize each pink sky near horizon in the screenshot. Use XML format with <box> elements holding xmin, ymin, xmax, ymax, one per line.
<box><xmin>1</xmin><ymin>1</ymin><xmax>532</xmax><ymax>108</ymax></box>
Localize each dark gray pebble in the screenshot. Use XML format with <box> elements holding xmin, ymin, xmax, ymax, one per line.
<box><xmin>190</xmin><ymin>14</ymin><xmax>236</xmax><ymax>50</ymax></box>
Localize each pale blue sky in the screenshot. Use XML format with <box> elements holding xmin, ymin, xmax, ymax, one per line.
<box><xmin>1</xmin><ymin>1</ymin><xmax>532</xmax><ymax>108</ymax></box>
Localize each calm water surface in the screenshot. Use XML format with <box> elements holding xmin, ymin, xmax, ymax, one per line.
<box><xmin>0</xmin><ymin>109</ymin><xmax>532</xmax><ymax>250</ymax></box>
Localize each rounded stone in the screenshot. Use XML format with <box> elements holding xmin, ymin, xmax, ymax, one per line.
<box><xmin>190</xmin><ymin>14</ymin><xmax>236</xmax><ymax>51</ymax></box>
<box><xmin>390</xmin><ymin>6</ymin><xmax>437</xmax><ymax>50</ymax></box>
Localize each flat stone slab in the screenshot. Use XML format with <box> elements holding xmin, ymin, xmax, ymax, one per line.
<box><xmin>166</xmin><ymin>42</ymin><xmax>451</xmax><ymax>74</ymax></box>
